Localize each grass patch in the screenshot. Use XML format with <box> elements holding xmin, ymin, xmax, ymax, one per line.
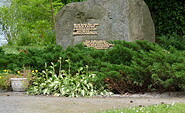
<box><xmin>100</xmin><ymin>103</ymin><xmax>185</xmax><ymax>113</ymax></box>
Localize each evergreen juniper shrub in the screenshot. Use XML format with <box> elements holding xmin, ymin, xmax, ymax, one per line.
<box><xmin>1</xmin><ymin>41</ymin><xmax>185</xmax><ymax>93</ymax></box>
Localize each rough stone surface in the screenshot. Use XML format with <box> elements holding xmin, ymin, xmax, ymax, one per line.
<box><xmin>55</xmin><ymin>0</ymin><xmax>155</xmax><ymax>49</ymax></box>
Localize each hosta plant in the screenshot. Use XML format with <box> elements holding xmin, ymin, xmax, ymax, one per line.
<box><xmin>28</xmin><ymin>58</ymin><xmax>111</xmax><ymax>97</ymax></box>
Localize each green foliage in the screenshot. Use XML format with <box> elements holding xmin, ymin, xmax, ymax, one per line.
<box><xmin>126</xmin><ymin>44</ymin><xmax>185</xmax><ymax>92</ymax></box>
<box><xmin>61</xmin><ymin>41</ymin><xmax>185</xmax><ymax>93</ymax></box>
<box><xmin>157</xmin><ymin>34</ymin><xmax>185</xmax><ymax>50</ymax></box>
<box><xmin>28</xmin><ymin>58</ymin><xmax>110</xmax><ymax>97</ymax></box>
<box><xmin>145</xmin><ymin>0</ymin><xmax>185</xmax><ymax>37</ymax></box>
<box><xmin>1</xmin><ymin>41</ymin><xmax>185</xmax><ymax>93</ymax></box>
<box><xmin>0</xmin><ymin>0</ymin><xmax>63</xmax><ymax>46</ymax></box>
<box><xmin>0</xmin><ymin>69</ymin><xmax>18</xmax><ymax>90</ymax></box>
<box><xmin>144</xmin><ymin>0</ymin><xmax>184</xmax><ymax>50</ymax></box>
<box><xmin>0</xmin><ymin>45</ymin><xmax>63</xmax><ymax>71</ymax></box>
<box><xmin>0</xmin><ymin>0</ymin><xmax>87</xmax><ymax>46</ymax></box>
<box><xmin>0</xmin><ymin>72</ymin><xmax>12</xmax><ymax>90</ymax></box>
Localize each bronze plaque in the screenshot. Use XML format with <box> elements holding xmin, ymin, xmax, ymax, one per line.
<box><xmin>73</xmin><ymin>24</ymin><xmax>99</xmax><ymax>35</ymax></box>
<box><xmin>83</xmin><ymin>40</ymin><xmax>114</xmax><ymax>49</ymax></box>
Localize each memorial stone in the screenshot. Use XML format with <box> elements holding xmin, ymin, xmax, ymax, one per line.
<box><xmin>55</xmin><ymin>0</ymin><xmax>155</xmax><ymax>49</ymax></box>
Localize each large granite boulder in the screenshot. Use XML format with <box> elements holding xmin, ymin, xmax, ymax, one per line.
<box><xmin>55</xmin><ymin>0</ymin><xmax>155</xmax><ymax>49</ymax></box>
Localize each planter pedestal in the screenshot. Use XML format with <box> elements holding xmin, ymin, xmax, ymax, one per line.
<box><xmin>10</xmin><ymin>78</ymin><xmax>29</xmax><ymax>92</ymax></box>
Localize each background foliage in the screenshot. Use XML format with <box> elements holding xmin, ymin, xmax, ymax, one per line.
<box><xmin>145</xmin><ymin>0</ymin><xmax>185</xmax><ymax>37</ymax></box>
<box><xmin>0</xmin><ymin>0</ymin><xmax>63</xmax><ymax>46</ymax></box>
<box><xmin>144</xmin><ymin>0</ymin><xmax>185</xmax><ymax>50</ymax></box>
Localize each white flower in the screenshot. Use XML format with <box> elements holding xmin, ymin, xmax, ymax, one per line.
<box><xmin>171</xmin><ymin>102</ymin><xmax>175</xmax><ymax>106</ymax></box>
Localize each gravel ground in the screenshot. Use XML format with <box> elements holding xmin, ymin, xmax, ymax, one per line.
<box><xmin>0</xmin><ymin>91</ymin><xmax>185</xmax><ymax>113</ymax></box>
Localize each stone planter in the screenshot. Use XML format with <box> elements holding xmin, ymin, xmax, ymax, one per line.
<box><xmin>10</xmin><ymin>78</ymin><xmax>29</xmax><ymax>92</ymax></box>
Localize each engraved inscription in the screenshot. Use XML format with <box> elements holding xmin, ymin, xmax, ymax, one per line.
<box><xmin>73</xmin><ymin>24</ymin><xmax>99</xmax><ymax>35</ymax></box>
<box><xmin>83</xmin><ymin>40</ymin><xmax>114</xmax><ymax>49</ymax></box>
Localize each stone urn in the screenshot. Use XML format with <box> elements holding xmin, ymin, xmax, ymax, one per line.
<box><xmin>10</xmin><ymin>78</ymin><xmax>29</xmax><ymax>92</ymax></box>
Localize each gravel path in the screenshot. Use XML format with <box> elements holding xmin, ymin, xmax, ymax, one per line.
<box><xmin>0</xmin><ymin>92</ymin><xmax>185</xmax><ymax>113</ymax></box>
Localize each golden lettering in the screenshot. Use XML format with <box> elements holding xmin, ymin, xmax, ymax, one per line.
<box><xmin>73</xmin><ymin>23</ymin><xmax>99</xmax><ymax>35</ymax></box>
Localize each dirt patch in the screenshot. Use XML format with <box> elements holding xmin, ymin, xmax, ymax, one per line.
<box><xmin>0</xmin><ymin>92</ymin><xmax>185</xmax><ymax>113</ymax></box>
